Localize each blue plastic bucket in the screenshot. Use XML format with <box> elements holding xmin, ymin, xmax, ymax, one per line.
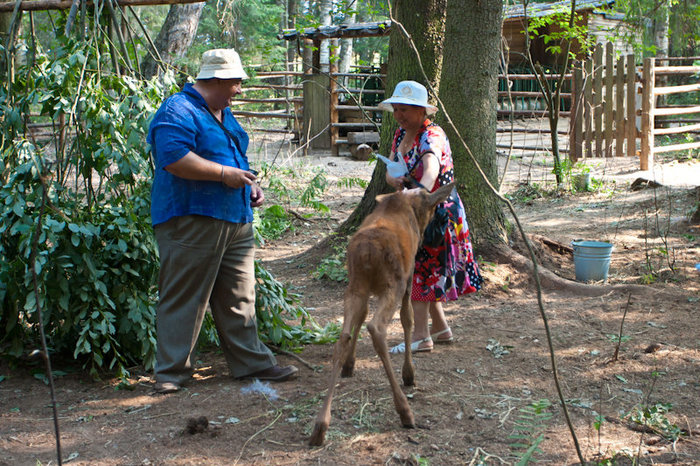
<box><xmin>571</xmin><ymin>241</ymin><xmax>613</xmax><ymax>282</ymax></box>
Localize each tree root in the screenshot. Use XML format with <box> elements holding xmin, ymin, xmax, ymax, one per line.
<box><xmin>487</xmin><ymin>243</ymin><xmax>667</xmax><ymax>298</ymax></box>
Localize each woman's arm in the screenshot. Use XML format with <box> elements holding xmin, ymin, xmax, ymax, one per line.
<box><xmin>417</xmin><ymin>151</ymin><xmax>440</xmax><ymax>190</ymax></box>
<box><xmin>165</xmin><ymin>151</ymin><xmax>257</xmax><ymax>189</ymax></box>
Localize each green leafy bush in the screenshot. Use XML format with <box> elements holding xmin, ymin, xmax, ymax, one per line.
<box><xmin>1</xmin><ymin>40</ymin><xmax>169</xmax><ymax>377</ymax></box>
<box><xmin>1</xmin><ymin>39</ymin><xmax>335</xmax><ymax>377</ymax></box>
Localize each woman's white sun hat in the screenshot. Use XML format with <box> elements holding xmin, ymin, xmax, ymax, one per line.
<box><xmin>378</xmin><ymin>80</ymin><xmax>438</xmax><ymax>115</ymax></box>
<box><xmin>196</xmin><ymin>49</ymin><xmax>249</xmax><ymax>80</ymax></box>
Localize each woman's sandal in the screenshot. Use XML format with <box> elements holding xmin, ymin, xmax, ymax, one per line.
<box><xmin>431</xmin><ymin>328</ymin><xmax>454</xmax><ymax>344</ymax></box>
<box><xmin>389</xmin><ymin>337</ymin><xmax>433</xmax><ymax>354</ymax></box>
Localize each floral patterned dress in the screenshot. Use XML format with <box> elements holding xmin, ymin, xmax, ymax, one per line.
<box><xmin>391</xmin><ymin>119</ymin><xmax>483</xmax><ymax>301</ymax></box>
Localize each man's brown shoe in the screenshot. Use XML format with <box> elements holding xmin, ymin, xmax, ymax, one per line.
<box><xmin>239</xmin><ymin>364</ymin><xmax>299</xmax><ymax>382</ymax></box>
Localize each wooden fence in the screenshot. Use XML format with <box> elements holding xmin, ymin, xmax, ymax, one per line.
<box><xmin>232</xmin><ymin>67</ymin><xmax>303</xmax><ymax>137</ymax></box>
<box><xmin>641</xmin><ymin>56</ymin><xmax>700</xmax><ymax>166</ymax></box>
<box><xmin>227</xmin><ymin>40</ymin><xmax>700</xmax><ymax>166</ymax></box>
<box><xmin>570</xmin><ymin>44</ymin><xmax>700</xmax><ymax>170</ymax></box>
<box><xmin>569</xmin><ymin>42</ymin><xmax>639</xmax><ymax>165</ymax></box>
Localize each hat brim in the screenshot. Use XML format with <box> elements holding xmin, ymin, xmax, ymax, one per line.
<box><xmin>196</xmin><ymin>68</ymin><xmax>249</xmax><ymax>80</ymax></box>
<box><xmin>378</xmin><ymin>97</ymin><xmax>438</xmax><ymax>115</ymax></box>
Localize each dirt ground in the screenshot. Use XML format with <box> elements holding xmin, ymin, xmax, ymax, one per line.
<box><xmin>2</xmin><ymin>126</ymin><xmax>700</xmax><ymax>465</ymax></box>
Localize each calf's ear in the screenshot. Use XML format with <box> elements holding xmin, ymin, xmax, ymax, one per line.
<box><xmin>428</xmin><ymin>182</ymin><xmax>455</xmax><ymax>205</ymax></box>
<box><xmin>375</xmin><ymin>193</ymin><xmax>392</xmax><ymax>203</ymax></box>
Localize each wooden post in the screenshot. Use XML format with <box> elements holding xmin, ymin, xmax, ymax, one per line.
<box><xmin>312</xmin><ymin>39</ymin><xmax>321</xmax><ymax>71</ymax></box>
<box><xmin>615</xmin><ymin>55</ymin><xmax>625</xmax><ymax>158</ymax></box>
<box><xmin>329</xmin><ymin>39</ymin><xmax>339</xmax><ymax>156</ymax></box>
<box><xmin>604</xmin><ymin>42</ymin><xmax>614</xmax><ymax>157</ymax></box>
<box><xmin>640</xmin><ymin>57</ymin><xmax>655</xmax><ymax>170</ymax></box>
<box><xmin>570</xmin><ymin>64</ymin><xmax>583</xmax><ymax>162</ymax></box>
<box><xmin>302</xmin><ymin>39</ymin><xmax>314</xmax><ymax>150</ymax></box>
<box><xmin>593</xmin><ymin>43</ymin><xmax>603</xmax><ymax>158</ymax></box>
<box><xmin>584</xmin><ymin>56</ymin><xmax>593</xmax><ymax>158</ymax></box>
<box><xmin>626</xmin><ymin>54</ymin><xmax>636</xmax><ymax>158</ymax></box>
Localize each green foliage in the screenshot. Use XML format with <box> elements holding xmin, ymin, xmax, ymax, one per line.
<box><xmin>505</xmin><ymin>183</ymin><xmax>551</xmax><ymax>203</ymax></box>
<box><xmin>2</xmin><ymin>38</ymin><xmax>336</xmax><ymax>377</ymax></box>
<box><xmin>253</xmin><ymin>261</ymin><xmax>340</xmax><ymax>351</ymax></box>
<box><xmin>526</xmin><ymin>8</ymin><xmax>593</xmax><ymax>61</ymax></box>
<box><xmin>300</xmin><ymin>170</ymin><xmax>330</xmax><ymax>213</ymax></box>
<box><xmin>337</xmin><ymin>177</ymin><xmax>368</xmax><ymax>189</ymax></box>
<box><xmin>254</xmin><ymin>164</ymin><xmax>331</xmax><ymax>242</ymax></box>
<box><xmin>605</xmin><ymin>333</ymin><xmax>631</xmax><ymax>344</ymax></box>
<box><xmin>314</xmin><ymin>245</ymin><xmax>347</xmax><ymax>283</ymax></box>
<box><xmin>189</xmin><ymin>0</ymin><xmax>286</xmax><ymax>74</ymax></box>
<box><xmin>509</xmin><ymin>399</ymin><xmax>553</xmax><ymax>465</ymax></box>
<box><xmin>627</xmin><ymin>402</ymin><xmax>684</xmax><ymax>441</ymax></box>
<box><xmin>254</xmin><ymin>204</ymin><xmax>293</xmax><ymax>241</ymax></box>
<box><xmin>1</xmin><ymin>40</ymin><xmax>170</xmax><ymax>377</ymax></box>
<box><xmin>615</xmin><ymin>0</ymin><xmax>700</xmax><ymax>58</ymax></box>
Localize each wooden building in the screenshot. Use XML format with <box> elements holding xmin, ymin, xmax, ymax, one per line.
<box><xmin>503</xmin><ymin>0</ymin><xmax>635</xmax><ymax>69</ymax></box>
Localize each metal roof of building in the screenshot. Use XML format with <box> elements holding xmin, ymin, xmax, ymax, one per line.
<box><xmin>504</xmin><ymin>0</ymin><xmax>617</xmax><ymax>20</ymax></box>
<box><xmin>278</xmin><ymin>1</ymin><xmax>622</xmax><ymax>41</ymax></box>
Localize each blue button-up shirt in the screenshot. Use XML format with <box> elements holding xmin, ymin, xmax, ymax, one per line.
<box><xmin>147</xmin><ymin>83</ymin><xmax>252</xmax><ymax>226</ymax></box>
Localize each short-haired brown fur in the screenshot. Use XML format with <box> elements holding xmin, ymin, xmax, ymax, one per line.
<box><xmin>309</xmin><ymin>182</ymin><xmax>455</xmax><ymax>446</ymax></box>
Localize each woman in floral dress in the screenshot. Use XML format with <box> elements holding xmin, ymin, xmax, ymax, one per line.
<box><xmin>379</xmin><ymin>81</ymin><xmax>483</xmax><ymax>353</ymax></box>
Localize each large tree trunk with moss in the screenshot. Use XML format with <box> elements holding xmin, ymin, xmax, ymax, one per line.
<box><xmin>141</xmin><ymin>3</ymin><xmax>204</xmax><ymax>79</ymax></box>
<box><xmin>436</xmin><ymin>0</ymin><xmax>507</xmax><ymax>250</ymax></box>
<box><xmin>336</xmin><ymin>0</ymin><xmax>447</xmax><ymax>238</ymax></box>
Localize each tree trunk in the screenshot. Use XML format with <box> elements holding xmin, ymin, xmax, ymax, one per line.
<box><xmin>285</xmin><ymin>0</ymin><xmax>297</xmax><ymax>69</ymax></box>
<box><xmin>318</xmin><ymin>0</ymin><xmax>332</xmax><ymax>71</ymax></box>
<box><xmin>0</xmin><ymin>11</ymin><xmax>22</xmax><ymax>84</ymax></box>
<box><xmin>339</xmin><ymin>0</ymin><xmax>357</xmax><ymax>86</ymax></box>
<box><xmin>653</xmin><ymin>2</ymin><xmax>669</xmax><ymax>106</ymax></box>
<box><xmin>436</xmin><ymin>0</ymin><xmax>507</xmax><ymax>250</ymax></box>
<box><xmin>141</xmin><ymin>3</ymin><xmax>204</xmax><ymax>79</ymax></box>
<box><xmin>335</xmin><ymin>0</ymin><xmax>447</xmax><ymax>238</ymax></box>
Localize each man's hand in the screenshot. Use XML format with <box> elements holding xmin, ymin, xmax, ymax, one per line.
<box><xmin>250</xmin><ymin>184</ymin><xmax>265</xmax><ymax>208</ymax></box>
<box><xmin>222</xmin><ymin>166</ymin><xmax>257</xmax><ymax>189</ymax></box>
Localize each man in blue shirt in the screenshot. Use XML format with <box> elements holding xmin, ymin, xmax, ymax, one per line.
<box><xmin>148</xmin><ymin>49</ymin><xmax>298</xmax><ymax>393</ymax></box>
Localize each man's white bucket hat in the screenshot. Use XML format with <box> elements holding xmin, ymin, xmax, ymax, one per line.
<box><xmin>378</xmin><ymin>80</ymin><xmax>438</xmax><ymax>115</ymax></box>
<box><xmin>196</xmin><ymin>48</ymin><xmax>249</xmax><ymax>80</ymax></box>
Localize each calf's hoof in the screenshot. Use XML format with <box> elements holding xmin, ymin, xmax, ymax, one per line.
<box><xmin>341</xmin><ymin>365</ymin><xmax>354</xmax><ymax>378</ymax></box>
<box><xmin>309</xmin><ymin>424</ymin><xmax>327</xmax><ymax>446</ymax></box>
<box><xmin>399</xmin><ymin>411</ymin><xmax>415</xmax><ymax>429</ymax></box>
<box><xmin>402</xmin><ymin>374</ymin><xmax>414</xmax><ymax>387</ymax></box>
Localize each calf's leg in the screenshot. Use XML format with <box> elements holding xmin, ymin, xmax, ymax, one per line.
<box><xmin>366</xmin><ymin>290</ymin><xmax>415</xmax><ymax>429</ymax></box>
<box><xmin>399</xmin><ymin>276</ymin><xmax>415</xmax><ymax>387</ymax></box>
<box><xmin>309</xmin><ymin>291</ymin><xmax>369</xmax><ymax>446</ymax></box>
<box><xmin>341</xmin><ymin>291</ymin><xmax>368</xmax><ymax>378</ymax></box>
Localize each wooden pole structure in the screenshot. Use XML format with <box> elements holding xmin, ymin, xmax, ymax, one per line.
<box><xmin>640</xmin><ymin>57</ymin><xmax>655</xmax><ymax>170</ymax></box>
<box><xmin>603</xmin><ymin>42</ymin><xmax>614</xmax><ymax>157</ymax></box>
<box><xmin>625</xmin><ymin>54</ymin><xmax>636</xmax><ymax>158</ymax></box>
<box><xmin>614</xmin><ymin>55</ymin><xmax>625</xmax><ymax>158</ymax></box>
<box><xmin>593</xmin><ymin>43</ymin><xmax>603</xmax><ymax>158</ymax></box>
<box><xmin>584</xmin><ymin>57</ymin><xmax>593</xmax><ymax>158</ymax></box>
<box><xmin>0</xmin><ymin>0</ymin><xmax>205</xmax><ymax>12</ymax></box>
<box><xmin>570</xmin><ymin>63</ymin><xmax>583</xmax><ymax>162</ymax></box>
<box><xmin>329</xmin><ymin>38</ymin><xmax>339</xmax><ymax>156</ymax></box>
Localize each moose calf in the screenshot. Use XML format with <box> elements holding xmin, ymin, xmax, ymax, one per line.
<box><xmin>309</xmin><ymin>182</ymin><xmax>455</xmax><ymax>446</ymax></box>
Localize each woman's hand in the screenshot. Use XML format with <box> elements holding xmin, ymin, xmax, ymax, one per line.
<box><xmin>386</xmin><ymin>172</ymin><xmax>407</xmax><ymax>190</ymax></box>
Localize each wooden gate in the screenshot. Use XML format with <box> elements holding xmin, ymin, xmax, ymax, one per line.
<box><xmin>569</xmin><ymin>42</ymin><xmax>639</xmax><ymax>165</ymax></box>
<box><xmin>571</xmin><ymin>42</ymin><xmax>700</xmax><ymax>169</ymax></box>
